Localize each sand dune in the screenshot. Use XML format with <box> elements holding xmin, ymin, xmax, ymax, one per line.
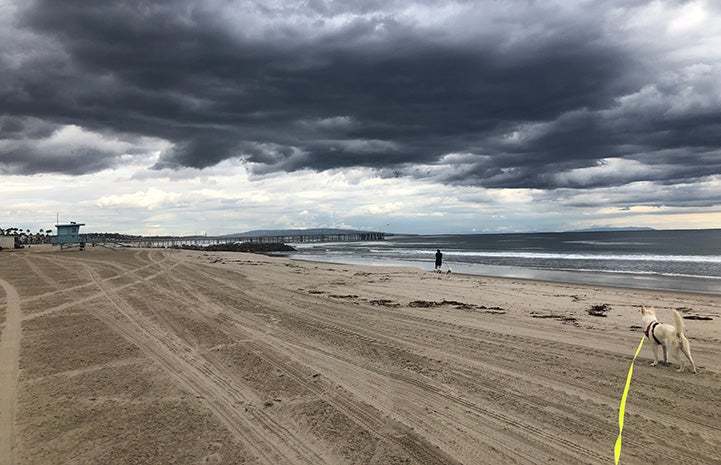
<box><xmin>1</xmin><ymin>246</ymin><xmax>720</xmax><ymax>464</ymax></box>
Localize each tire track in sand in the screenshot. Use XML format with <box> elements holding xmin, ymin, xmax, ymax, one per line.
<box><xmin>23</xmin><ymin>254</ymin><xmax>182</xmax><ymax>322</ymax></box>
<box><xmin>176</xmin><ymin>265</ymin><xmax>557</xmax><ymax>463</ymax></box>
<box><xmin>151</xmin><ymin>264</ymin><xmax>463</xmax><ymax>465</ymax></box>
<box><xmin>0</xmin><ymin>279</ymin><xmax>21</xmax><ymax>465</ymax></box>
<box><xmin>85</xmin><ymin>266</ymin><xmax>334</xmax><ymax>465</ymax></box>
<box><xmin>187</xmin><ymin>264</ymin><xmax>613</xmax><ymax>464</ymax></box>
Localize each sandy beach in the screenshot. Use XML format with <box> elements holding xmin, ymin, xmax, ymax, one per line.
<box><xmin>1</xmin><ymin>246</ymin><xmax>720</xmax><ymax>465</ymax></box>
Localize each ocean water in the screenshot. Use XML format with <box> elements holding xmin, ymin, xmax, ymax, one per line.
<box><xmin>290</xmin><ymin>229</ymin><xmax>721</xmax><ymax>294</ymax></box>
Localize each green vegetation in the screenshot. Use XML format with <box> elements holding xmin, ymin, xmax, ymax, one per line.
<box><xmin>0</xmin><ymin>226</ymin><xmax>54</xmax><ymax>245</ymax></box>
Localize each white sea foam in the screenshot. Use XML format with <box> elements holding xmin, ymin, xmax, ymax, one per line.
<box><xmin>292</xmin><ymin>230</ymin><xmax>721</xmax><ymax>293</ymax></box>
<box><xmin>372</xmin><ymin>248</ymin><xmax>721</xmax><ymax>264</ymax></box>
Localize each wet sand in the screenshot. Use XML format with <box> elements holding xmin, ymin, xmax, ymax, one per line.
<box><xmin>1</xmin><ymin>246</ymin><xmax>720</xmax><ymax>464</ymax></box>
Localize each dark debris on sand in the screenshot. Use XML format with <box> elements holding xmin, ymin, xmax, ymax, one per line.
<box><xmin>587</xmin><ymin>303</ymin><xmax>612</xmax><ymax>317</ymax></box>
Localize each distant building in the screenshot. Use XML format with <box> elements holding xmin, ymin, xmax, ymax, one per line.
<box><xmin>0</xmin><ymin>236</ymin><xmax>15</xmax><ymax>250</ymax></box>
<box><xmin>54</xmin><ymin>222</ymin><xmax>86</xmax><ymax>251</ymax></box>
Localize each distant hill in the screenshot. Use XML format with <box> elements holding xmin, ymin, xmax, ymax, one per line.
<box><xmin>568</xmin><ymin>226</ymin><xmax>655</xmax><ymax>233</ymax></box>
<box><xmin>222</xmin><ymin>228</ymin><xmax>378</xmax><ymax>238</ymax></box>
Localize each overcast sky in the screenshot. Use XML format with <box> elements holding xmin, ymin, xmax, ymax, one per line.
<box><xmin>2</xmin><ymin>0</ymin><xmax>721</xmax><ymax>235</ymax></box>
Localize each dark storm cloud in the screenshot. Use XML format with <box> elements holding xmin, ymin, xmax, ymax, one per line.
<box><xmin>0</xmin><ymin>143</ymin><xmax>120</xmax><ymax>175</ymax></box>
<box><xmin>1</xmin><ymin>0</ymin><xmax>720</xmax><ymax>195</ymax></box>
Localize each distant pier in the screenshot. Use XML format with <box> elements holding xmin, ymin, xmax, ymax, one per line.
<box><xmin>123</xmin><ymin>231</ymin><xmax>385</xmax><ymax>248</ymax></box>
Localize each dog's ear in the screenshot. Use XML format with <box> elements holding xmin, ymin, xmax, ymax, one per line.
<box><xmin>641</xmin><ymin>305</ymin><xmax>646</xmax><ymax>314</ymax></box>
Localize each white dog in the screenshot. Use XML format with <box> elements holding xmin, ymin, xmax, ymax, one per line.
<box><xmin>640</xmin><ymin>306</ymin><xmax>697</xmax><ymax>373</ymax></box>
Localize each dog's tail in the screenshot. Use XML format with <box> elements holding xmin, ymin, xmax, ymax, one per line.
<box><xmin>672</xmin><ymin>309</ymin><xmax>685</xmax><ymax>338</ymax></box>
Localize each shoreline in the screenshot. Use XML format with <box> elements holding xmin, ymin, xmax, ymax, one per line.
<box><xmin>289</xmin><ymin>253</ymin><xmax>721</xmax><ymax>296</ymax></box>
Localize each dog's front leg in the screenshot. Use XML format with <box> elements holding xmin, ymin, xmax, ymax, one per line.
<box><xmin>662</xmin><ymin>345</ymin><xmax>670</xmax><ymax>365</ymax></box>
<box><xmin>650</xmin><ymin>343</ymin><xmax>660</xmax><ymax>366</ymax></box>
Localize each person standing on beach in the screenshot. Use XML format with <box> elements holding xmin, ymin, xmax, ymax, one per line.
<box><xmin>435</xmin><ymin>249</ymin><xmax>443</xmax><ymax>271</ymax></box>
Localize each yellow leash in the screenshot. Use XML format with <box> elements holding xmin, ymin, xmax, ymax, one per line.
<box><xmin>614</xmin><ymin>336</ymin><xmax>645</xmax><ymax>464</ymax></box>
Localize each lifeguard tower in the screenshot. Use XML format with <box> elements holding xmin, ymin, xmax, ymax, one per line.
<box><xmin>54</xmin><ymin>222</ymin><xmax>86</xmax><ymax>251</ymax></box>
